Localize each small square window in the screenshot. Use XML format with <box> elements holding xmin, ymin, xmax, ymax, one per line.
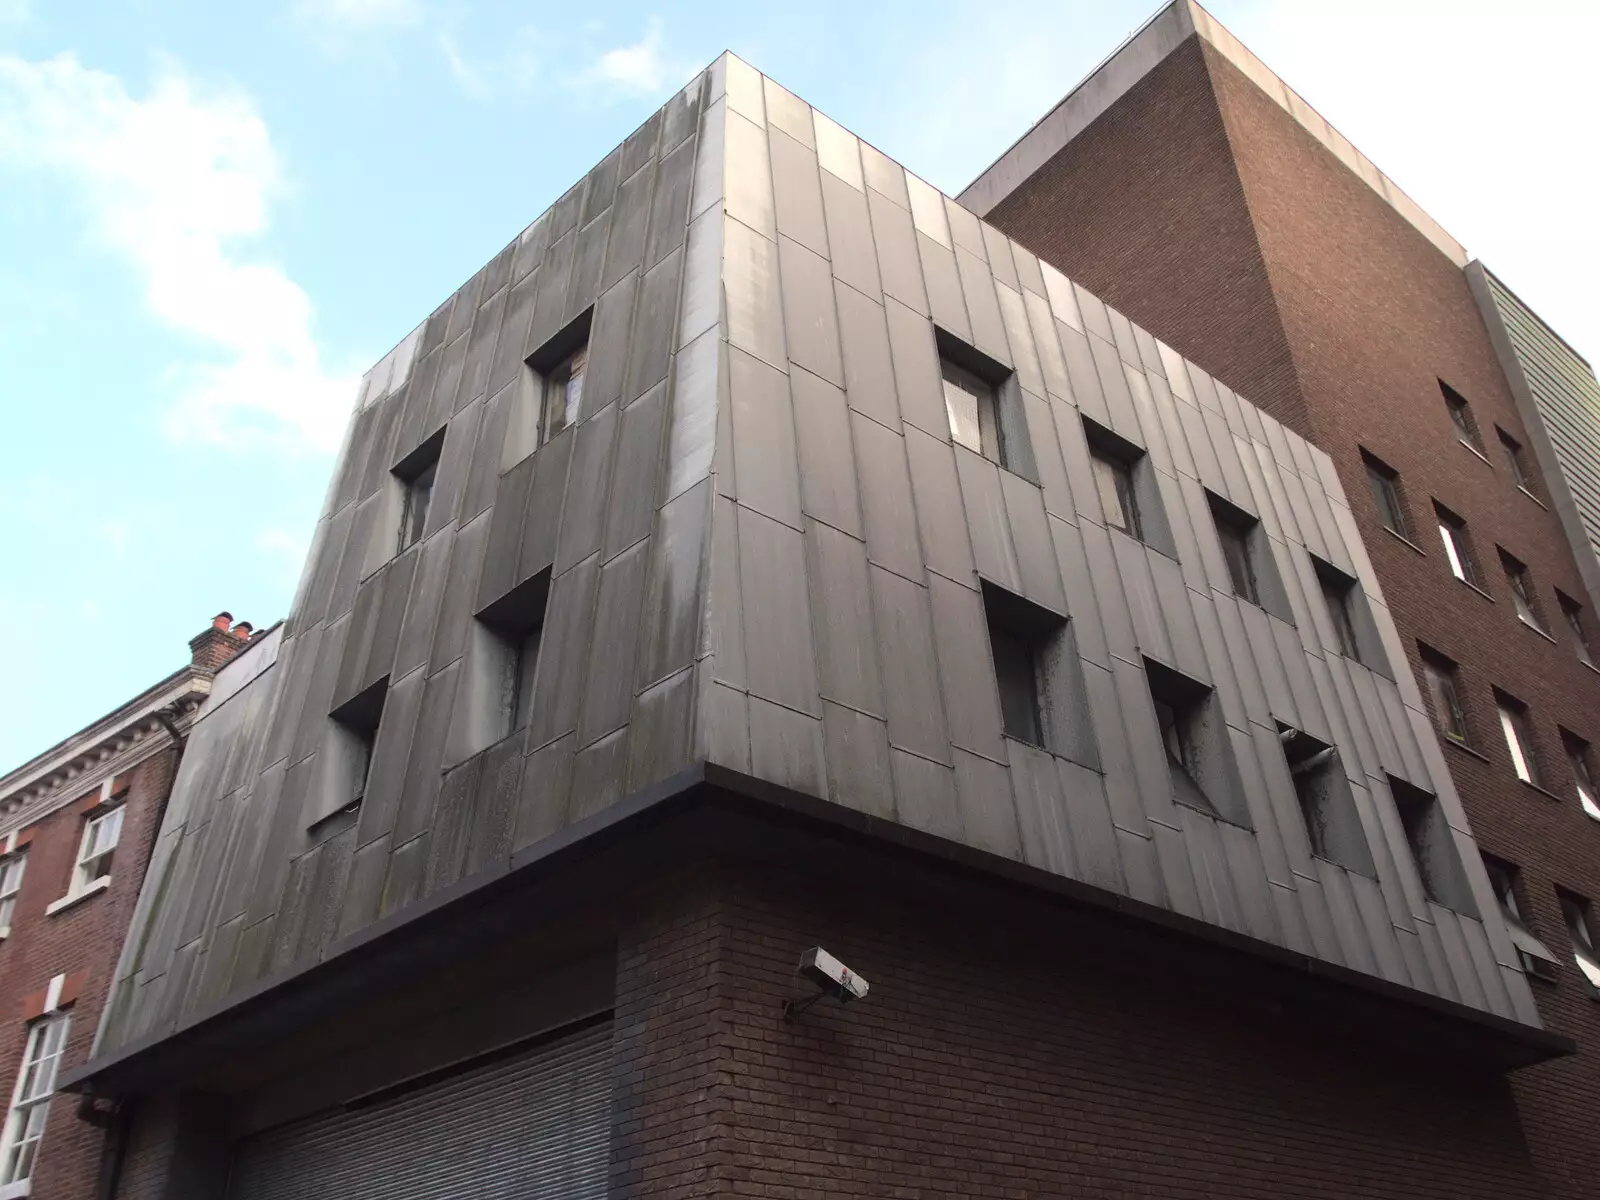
<box><xmin>1558</xmin><ymin>591</ymin><xmax>1595</xmax><ymax>668</ymax></box>
<box><xmin>1418</xmin><ymin>644</ymin><xmax>1470</xmax><ymax>744</ymax></box>
<box><xmin>1361</xmin><ymin>449</ymin><xmax>1410</xmax><ymax>539</ymax></box>
<box><xmin>1483</xmin><ymin>854</ymin><xmax>1559</xmax><ymax>980</ymax></box>
<box><xmin>941</xmin><ymin>359</ymin><xmax>995</xmax><ymax>459</ymax></box>
<box><xmin>1311</xmin><ymin>557</ymin><xmax>1380</xmax><ymax>668</ymax></box>
<box><xmin>1206</xmin><ymin>493</ymin><xmax>1290</xmax><ymax>621</ymax></box>
<box><xmin>1081</xmin><ymin>417</ymin><xmax>1173</xmax><ymax>555</ymax></box>
<box><xmin>1558</xmin><ymin>889</ymin><xmax>1600</xmax><ymax>995</ymax></box>
<box><xmin>542</xmin><ymin>345</ymin><xmax>587</xmax><ymax>444</ymax></box>
<box><xmin>1433</xmin><ymin>502</ymin><xmax>1480</xmax><ymax>587</ymax></box>
<box><xmin>476</xmin><ymin>570</ymin><xmax>553</xmax><ymax>746</ymax></box>
<box><xmin>320</xmin><ymin>679</ymin><xmax>388</xmax><ymax>828</ymax></box>
<box><xmin>1441</xmin><ymin>381</ymin><xmax>1484</xmax><ymax>453</ymax></box>
<box><xmin>1496</xmin><ymin>427</ymin><xmax>1532</xmax><ymax>489</ymax></box>
<box><xmin>1495</xmin><ymin>689</ymin><xmax>1541</xmax><ymax>787</ymax></box>
<box><xmin>1390</xmin><ymin>775</ymin><xmax>1475</xmax><ymax>914</ymax></box>
<box><xmin>1497</xmin><ymin>549</ymin><xmax>1546</xmax><ymax>632</ymax></box>
<box><xmin>1562</xmin><ymin>729</ymin><xmax>1600</xmax><ymax>822</ymax></box>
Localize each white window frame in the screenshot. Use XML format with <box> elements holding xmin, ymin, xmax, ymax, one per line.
<box><xmin>0</xmin><ymin>857</ymin><xmax>24</xmax><ymax>938</ymax></box>
<box><xmin>72</xmin><ymin>806</ymin><xmax>121</xmax><ymax>896</ymax></box>
<box><xmin>1438</xmin><ymin>519</ymin><xmax>1473</xmax><ymax>584</ymax></box>
<box><xmin>0</xmin><ymin>1013</ymin><xmax>70</xmax><ymax>1193</ymax></box>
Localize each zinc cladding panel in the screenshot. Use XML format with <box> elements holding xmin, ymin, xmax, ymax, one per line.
<box><xmin>227</xmin><ymin>1022</ymin><xmax>612</xmax><ymax>1200</ymax></box>
<box><xmin>91</xmin><ymin>71</ymin><xmax>716</xmax><ymax>1059</ymax></box>
<box><xmin>692</xmin><ymin>59</ymin><xmax>1536</xmax><ymax>1028</ymax></box>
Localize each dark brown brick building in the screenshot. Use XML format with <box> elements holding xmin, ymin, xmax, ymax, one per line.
<box><xmin>0</xmin><ymin>614</ymin><xmax>255</xmax><ymax>1199</ymax></box>
<box><xmin>965</xmin><ymin>4</ymin><xmax>1600</xmax><ymax>1195</ymax></box>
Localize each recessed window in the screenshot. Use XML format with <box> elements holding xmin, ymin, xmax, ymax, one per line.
<box><xmin>1563</xmin><ymin>729</ymin><xmax>1600</xmax><ymax>822</ymax></box>
<box><xmin>1558</xmin><ymin>889</ymin><xmax>1600</xmax><ymax>995</ymax></box>
<box><xmin>1558</xmin><ymin>591</ymin><xmax>1595</xmax><ymax>668</ymax></box>
<box><xmin>941</xmin><ymin>359</ymin><xmax>996</xmax><ymax>459</ymax></box>
<box><xmin>1206</xmin><ymin>493</ymin><xmax>1291</xmax><ymax>621</ymax></box>
<box><xmin>1089</xmin><ymin>447</ymin><xmax>1140</xmax><ymax>540</ymax></box>
<box><xmin>1497</xmin><ymin>549</ymin><xmax>1546</xmax><ymax>632</ymax></box>
<box><xmin>1361</xmin><ymin>449</ymin><xmax>1410</xmax><ymax>539</ymax></box>
<box><xmin>0</xmin><ymin>1012</ymin><xmax>70</xmax><ymax>1188</ymax></box>
<box><xmin>1419</xmin><ymin>644</ymin><xmax>1470</xmax><ymax>744</ymax></box>
<box><xmin>1279</xmin><ymin>723</ymin><xmax>1373</xmax><ymax>873</ymax></box>
<box><xmin>1311</xmin><ymin>557</ymin><xmax>1382</xmax><ymax>669</ymax></box>
<box><xmin>1433</xmin><ymin>502</ymin><xmax>1480</xmax><ymax>587</ymax></box>
<box><xmin>320</xmin><ymin>679</ymin><xmax>388</xmax><ymax>828</ymax></box>
<box><xmin>1496</xmin><ymin>427</ymin><xmax>1532</xmax><ymax>490</ymax></box>
<box><xmin>541</xmin><ymin>344</ymin><xmax>587</xmax><ymax>444</ymax></box>
<box><xmin>935</xmin><ymin>329</ymin><xmax>1034</xmax><ymax>479</ymax></box>
<box><xmin>1483</xmin><ymin>854</ymin><xmax>1559</xmax><ymax>981</ymax></box>
<box><xmin>392</xmin><ymin>426</ymin><xmax>446</xmax><ymax>555</ymax></box>
<box><xmin>1495</xmin><ymin>689</ymin><xmax>1541</xmax><ymax>786</ymax></box>
<box><xmin>981</xmin><ymin>583</ymin><xmax>1096</xmax><ymax>765</ymax></box>
<box><xmin>71</xmin><ymin>805</ymin><xmax>122</xmax><ymax>896</ymax></box>
<box><xmin>475</xmin><ymin>570</ymin><xmax>552</xmax><ymax>746</ymax></box>
<box><xmin>1390</xmin><ymin>774</ymin><xmax>1475</xmax><ymax>914</ymax></box>
<box><xmin>1146</xmin><ymin>658</ymin><xmax>1248</xmax><ymax>826</ymax></box>
<box><xmin>0</xmin><ymin>854</ymin><xmax>24</xmax><ymax>933</ymax></box>
<box><xmin>1441</xmin><ymin>380</ymin><xmax>1485</xmax><ymax>454</ymax></box>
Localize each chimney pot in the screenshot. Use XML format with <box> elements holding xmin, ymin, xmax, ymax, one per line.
<box><xmin>232</xmin><ymin>621</ymin><xmax>253</xmax><ymax>639</ymax></box>
<box><xmin>211</xmin><ymin>611</ymin><xmax>233</xmax><ymax>631</ymax></box>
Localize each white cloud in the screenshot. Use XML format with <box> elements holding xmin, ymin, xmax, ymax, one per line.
<box><xmin>0</xmin><ymin>53</ymin><xmax>358</xmax><ymax>452</ymax></box>
<box><xmin>588</xmin><ymin>18</ymin><xmax>679</xmax><ymax>97</ymax></box>
<box><xmin>436</xmin><ymin>28</ymin><xmax>538</xmax><ymax>99</ymax></box>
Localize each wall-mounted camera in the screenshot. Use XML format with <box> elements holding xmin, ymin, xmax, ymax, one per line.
<box><xmin>783</xmin><ymin>946</ymin><xmax>869</xmax><ymax>1022</ymax></box>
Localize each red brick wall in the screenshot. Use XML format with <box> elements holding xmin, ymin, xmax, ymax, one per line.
<box><xmin>982</xmin><ymin>35</ymin><xmax>1600</xmax><ymax>1200</ymax></box>
<box><xmin>0</xmin><ymin>745</ymin><xmax>175</xmax><ymax>1200</ymax></box>
<box><xmin>623</xmin><ymin>861</ymin><xmax>1544</xmax><ymax>1200</ymax></box>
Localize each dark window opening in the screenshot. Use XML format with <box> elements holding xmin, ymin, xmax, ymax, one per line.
<box><xmin>392</xmin><ymin>426</ymin><xmax>446</xmax><ymax>554</ymax></box>
<box><xmin>981</xmin><ymin>582</ymin><xmax>1096</xmax><ymax>766</ymax></box>
<box><xmin>1496</xmin><ymin>427</ymin><xmax>1532</xmax><ymax>490</ymax></box>
<box><xmin>1279</xmin><ymin>722</ymin><xmax>1373</xmax><ymax>874</ymax></box>
<box><xmin>1558</xmin><ymin>591</ymin><xmax>1595</xmax><ymax>668</ymax></box>
<box><xmin>542</xmin><ymin>345</ymin><xmax>587</xmax><ymax>444</ymax></box>
<box><xmin>1361</xmin><ymin>449</ymin><xmax>1410</xmax><ymax>539</ymax></box>
<box><xmin>1497</xmin><ymin>548</ymin><xmax>1545</xmax><ymax>632</ymax></box>
<box><xmin>1419</xmin><ymin>644</ymin><xmax>1469</xmax><ymax>744</ymax></box>
<box><xmin>322</xmin><ymin>678</ymin><xmax>389</xmax><ymax>827</ymax></box>
<box><xmin>1089</xmin><ymin>446</ymin><xmax>1140</xmax><ymax>540</ymax></box>
<box><xmin>935</xmin><ymin>328</ymin><xmax>1034</xmax><ymax>479</ymax></box>
<box><xmin>1207</xmin><ymin>492</ymin><xmax>1291</xmax><ymax>621</ymax></box>
<box><xmin>1558</xmin><ymin>889</ymin><xmax>1600</xmax><ymax>996</ymax></box>
<box><xmin>1441</xmin><ymin>380</ymin><xmax>1485</xmax><ymax>453</ymax></box>
<box><xmin>1483</xmin><ymin>854</ymin><xmax>1559</xmax><ymax>981</ymax></box>
<box><xmin>1081</xmin><ymin>417</ymin><xmax>1174</xmax><ymax>555</ymax></box>
<box><xmin>1390</xmin><ymin>774</ymin><xmax>1475</xmax><ymax>914</ymax></box>
<box><xmin>522</xmin><ymin>307</ymin><xmax>596</xmax><ymax>458</ymax></box>
<box><xmin>1561</xmin><ymin>728</ymin><xmax>1600</xmax><ymax>822</ymax></box>
<box><xmin>1145</xmin><ymin>658</ymin><xmax>1248</xmax><ymax>827</ymax></box>
<box><xmin>476</xmin><ymin>570</ymin><xmax>553</xmax><ymax>744</ymax></box>
<box><xmin>1311</xmin><ymin>556</ymin><xmax>1383</xmax><ymax>669</ymax></box>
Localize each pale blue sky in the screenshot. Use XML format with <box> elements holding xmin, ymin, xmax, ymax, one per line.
<box><xmin>1</xmin><ymin>0</ymin><xmax>1595</xmax><ymax>769</ymax></box>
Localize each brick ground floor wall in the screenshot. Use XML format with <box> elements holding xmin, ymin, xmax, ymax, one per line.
<box><xmin>621</xmin><ymin>860</ymin><xmax>1548</xmax><ymax>1200</ymax></box>
<box><xmin>109</xmin><ymin>853</ymin><xmax>1554</xmax><ymax>1199</ymax></box>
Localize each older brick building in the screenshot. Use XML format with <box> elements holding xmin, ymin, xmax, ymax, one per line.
<box><xmin>964</xmin><ymin>3</ymin><xmax>1600</xmax><ymax>1196</ymax></box>
<box><xmin>0</xmin><ymin>614</ymin><xmax>255</xmax><ymax>1199</ymax></box>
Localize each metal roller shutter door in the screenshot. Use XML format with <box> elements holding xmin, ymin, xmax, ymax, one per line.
<box><xmin>227</xmin><ymin>1021</ymin><xmax>612</xmax><ymax>1200</ymax></box>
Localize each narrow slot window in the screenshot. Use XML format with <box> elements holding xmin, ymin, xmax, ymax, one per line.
<box><xmin>1090</xmin><ymin>449</ymin><xmax>1141</xmax><ymax>540</ymax></box>
<box><xmin>1145</xmin><ymin>658</ymin><xmax>1249</xmax><ymax>827</ymax></box>
<box><xmin>1562</xmin><ymin>730</ymin><xmax>1600</xmax><ymax>822</ymax></box>
<box><xmin>1496</xmin><ymin>427</ymin><xmax>1532</xmax><ymax>489</ymax></box>
<box><xmin>1361</xmin><ymin>449</ymin><xmax>1410</xmax><ymax>539</ymax></box>
<box><xmin>1278</xmin><ymin>723</ymin><xmax>1371</xmax><ymax>873</ymax></box>
<box><xmin>1207</xmin><ymin>492</ymin><xmax>1290</xmax><ymax>621</ymax></box>
<box><xmin>391</xmin><ymin>426</ymin><xmax>447</xmax><ymax>556</ymax></box>
<box><xmin>1558</xmin><ymin>591</ymin><xmax>1595</xmax><ymax>668</ymax></box>
<box><xmin>1483</xmin><ymin>854</ymin><xmax>1559</xmax><ymax>980</ymax></box>
<box><xmin>321</xmin><ymin>679</ymin><xmax>389</xmax><ymax>828</ymax></box>
<box><xmin>1419</xmin><ymin>645</ymin><xmax>1470</xmax><ymax>744</ymax></box>
<box><xmin>981</xmin><ymin>582</ymin><xmax>1096</xmax><ymax>766</ymax></box>
<box><xmin>1498</xmin><ymin>549</ymin><xmax>1545</xmax><ymax>632</ymax></box>
<box><xmin>1495</xmin><ymin>690</ymin><xmax>1540</xmax><ymax>786</ymax></box>
<box><xmin>542</xmin><ymin>345</ymin><xmax>587</xmax><ymax>444</ymax></box>
<box><xmin>941</xmin><ymin>359</ymin><xmax>993</xmax><ymax>459</ymax></box>
<box><xmin>935</xmin><ymin>329</ymin><xmax>1032</xmax><ymax>478</ymax></box>
<box><xmin>1433</xmin><ymin>502</ymin><xmax>1479</xmax><ymax>587</ymax></box>
<box><xmin>1441</xmin><ymin>381</ymin><xmax>1484</xmax><ymax>453</ymax></box>
<box><xmin>475</xmin><ymin>570</ymin><xmax>553</xmax><ymax>747</ymax></box>
<box><xmin>0</xmin><ymin>855</ymin><xmax>23</xmax><ymax>932</ymax></box>
<box><xmin>1559</xmin><ymin>890</ymin><xmax>1600</xmax><ymax>994</ymax></box>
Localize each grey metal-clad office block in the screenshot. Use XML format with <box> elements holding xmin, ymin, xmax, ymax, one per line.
<box><xmin>93</xmin><ymin>55</ymin><xmax>1546</xmax><ymax>1064</ymax></box>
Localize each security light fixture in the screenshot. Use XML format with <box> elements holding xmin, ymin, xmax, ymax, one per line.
<box><xmin>782</xmin><ymin>946</ymin><xmax>870</xmax><ymax>1022</ymax></box>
